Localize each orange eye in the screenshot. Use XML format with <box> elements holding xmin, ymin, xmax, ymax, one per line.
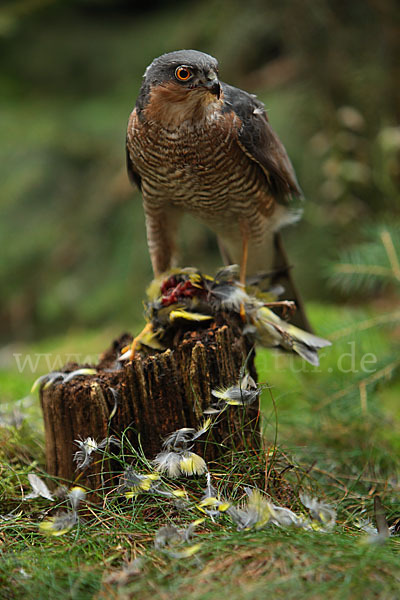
<box><xmin>175</xmin><ymin>66</ymin><xmax>192</xmax><ymax>81</ymax></box>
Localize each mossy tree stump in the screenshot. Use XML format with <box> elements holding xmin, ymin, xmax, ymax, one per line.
<box><xmin>40</xmin><ymin>320</ymin><xmax>260</xmax><ymax>489</ymax></box>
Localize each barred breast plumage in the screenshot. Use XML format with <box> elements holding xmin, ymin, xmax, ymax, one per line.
<box><xmin>128</xmin><ymin>104</ymin><xmax>278</xmax><ymax>229</ymax></box>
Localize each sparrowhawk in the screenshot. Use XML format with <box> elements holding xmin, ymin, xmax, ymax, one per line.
<box><xmin>126</xmin><ymin>50</ymin><xmax>310</xmax><ymax>329</ymax></box>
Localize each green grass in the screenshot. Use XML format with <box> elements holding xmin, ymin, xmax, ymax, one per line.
<box><xmin>1</xmin><ymin>302</ymin><xmax>399</xmax><ymax>599</ymax></box>
<box><xmin>2</xmin><ymin>527</ymin><xmax>399</xmax><ymax>600</ymax></box>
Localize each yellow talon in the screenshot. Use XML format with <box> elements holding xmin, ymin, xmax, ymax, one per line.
<box><xmin>239</xmin><ymin>301</ymin><xmax>246</xmax><ymax>322</ymax></box>
<box><xmin>120</xmin><ymin>322</ymin><xmax>154</xmax><ymax>361</ymax></box>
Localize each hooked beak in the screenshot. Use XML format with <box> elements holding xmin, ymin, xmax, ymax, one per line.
<box><xmin>203</xmin><ymin>78</ymin><xmax>221</xmax><ymax>99</ymax></box>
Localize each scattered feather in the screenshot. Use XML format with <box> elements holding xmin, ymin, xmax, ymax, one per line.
<box><xmin>197</xmin><ymin>496</ymin><xmax>231</xmax><ymax>516</ymax></box>
<box><xmin>192</xmin><ymin>418</ymin><xmax>212</xmax><ymax>441</ymax></box>
<box><xmin>166</xmin><ymin>543</ymin><xmax>202</xmax><ymax>559</ymax></box>
<box><xmin>62</xmin><ymin>368</ymin><xmax>97</xmax><ymax>383</ymax></box>
<box><xmin>270</xmin><ymin>505</ymin><xmax>303</xmax><ymax>528</ymax></box>
<box><xmin>0</xmin><ymin>511</ymin><xmax>23</xmax><ymax>522</ymax></box>
<box><xmin>197</xmin><ymin>473</ymin><xmax>230</xmax><ymax>518</ymax></box>
<box><xmin>18</xmin><ymin>568</ymin><xmax>31</xmax><ymax>580</ymax></box>
<box><xmin>39</xmin><ymin>485</ymin><xmax>85</xmax><ymax>536</ymax></box>
<box><xmin>171</xmin><ymin>488</ymin><xmax>188</xmax><ymax>498</ymax></box>
<box><xmin>182</xmin><ymin>518</ymin><xmax>205</xmax><ymax>542</ymax></box>
<box><xmin>39</xmin><ymin>511</ymin><xmax>78</xmax><ymax>536</ymax></box>
<box><xmin>163</xmin><ymin>428</ymin><xmax>197</xmax><ymax>449</ymax></box>
<box><xmin>156</xmin><ymin>488</ymin><xmax>189</xmax><ymax>504</ymax></box>
<box><xmin>227</xmin><ymin>488</ymin><xmax>274</xmax><ymax>530</ymax></box>
<box><xmin>209</xmin><ymin>373</ymin><xmax>263</xmax><ymax>413</ymax></box>
<box><xmin>31</xmin><ymin>372</ymin><xmax>64</xmax><ymax>392</ymax></box>
<box><xmin>179</xmin><ymin>451</ymin><xmax>208</xmax><ymax>476</ymax></box>
<box><xmin>154</xmin><ymin>525</ymin><xmax>183</xmax><ymax>550</ymax></box>
<box><xmin>25</xmin><ymin>474</ymin><xmax>54</xmax><ymax>501</ymax></box>
<box><xmin>212</xmin><ymin>374</ymin><xmax>261</xmax><ymax>406</ymax></box>
<box><xmin>121</xmin><ymin>468</ymin><xmax>160</xmax><ymax>497</ymax></box>
<box><xmin>153</xmin><ymin>451</ymin><xmax>183</xmax><ymax>478</ymax></box>
<box><xmin>154</xmin><ymin>521</ymin><xmax>203</xmax><ymax>558</ymax></box>
<box><xmin>31</xmin><ymin>368</ymin><xmax>97</xmax><ymax>392</ymax></box>
<box><xmin>73</xmin><ymin>437</ymin><xmax>99</xmax><ymax>470</ymax></box>
<box><xmin>153</xmin><ymin>449</ymin><xmax>207</xmax><ymax>478</ymax></box>
<box><xmin>203</xmin><ymin>472</ymin><xmax>216</xmax><ymax>499</ymax></box>
<box><xmin>73</xmin><ymin>435</ymin><xmax>120</xmax><ymax>470</ymax></box>
<box><xmin>108</xmin><ymin>387</ymin><xmax>119</xmax><ymax>421</ymax></box>
<box><xmin>162</xmin><ymin>418</ymin><xmax>212</xmax><ymax>450</ymax></box>
<box><xmin>300</xmin><ymin>493</ymin><xmax>336</xmax><ymax>531</ymax></box>
<box><xmin>354</xmin><ymin>518</ymin><xmax>378</xmax><ymax>536</ymax></box>
<box><xmin>68</xmin><ymin>486</ymin><xmax>86</xmax><ymax>510</ymax></box>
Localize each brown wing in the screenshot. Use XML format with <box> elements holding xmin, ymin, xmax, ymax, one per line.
<box><xmin>126</xmin><ymin>108</ymin><xmax>142</xmax><ymax>190</ymax></box>
<box><xmin>221</xmin><ymin>82</ymin><xmax>302</xmax><ymax>204</ymax></box>
<box><xmin>221</xmin><ymin>84</ymin><xmax>311</xmax><ymax>330</ymax></box>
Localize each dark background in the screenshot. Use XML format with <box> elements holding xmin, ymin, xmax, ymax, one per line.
<box><xmin>1</xmin><ymin>0</ymin><xmax>399</xmax><ymax>342</ymax></box>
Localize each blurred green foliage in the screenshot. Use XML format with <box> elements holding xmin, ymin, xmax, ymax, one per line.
<box><xmin>0</xmin><ymin>0</ymin><xmax>399</xmax><ymax>342</ymax></box>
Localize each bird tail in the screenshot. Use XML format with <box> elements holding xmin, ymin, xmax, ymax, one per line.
<box><xmin>271</xmin><ymin>232</ymin><xmax>313</xmax><ymax>333</ymax></box>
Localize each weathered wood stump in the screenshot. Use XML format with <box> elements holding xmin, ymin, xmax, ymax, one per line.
<box><xmin>40</xmin><ymin>320</ymin><xmax>260</xmax><ymax>489</ymax></box>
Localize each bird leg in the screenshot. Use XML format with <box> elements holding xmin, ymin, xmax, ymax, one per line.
<box><xmin>144</xmin><ymin>204</ymin><xmax>182</xmax><ymax>276</ymax></box>
<box><xmin>239</xmin><ymin>233</ymin><xmax>248</xmax><ymax>287</ymax></box>
<box><xmin>239</xmin><ymin>228</ymin><xmax>249</xmax><ymax>321</ymax></box>
<box><xmin>120</xmin><ymin>322</ymin><xmax>153</xmax><ymax>361</ymax></box>
<box><xmin>264</xmin><ymin>300</ymin><xmax>296</xmax><ymax>320</ymax></box>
